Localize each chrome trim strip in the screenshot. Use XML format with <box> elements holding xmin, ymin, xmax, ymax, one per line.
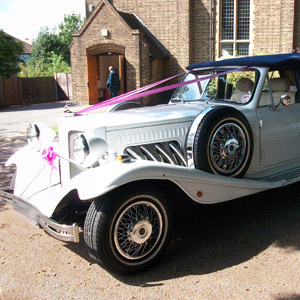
<box><xmin>169</xmin><ymin>142</ymin><xmax>187</xmax><ymax>166</ymax></box>
<box><xmin>126</xmin><ymin>147</ymin><xmax>146</xmax><ymax>160</ymax></box>
<box><xmin>126</xmin><ymin>142</ymin><xmax>186</xmax><ymax>166</ymax></box>
<box><xmin>0</xmin><ymin>190</ymin><xmax>80</xmax><ymax>243</ymax></box>
<box><xmin>186</xmin><ymin>107</ymin><xmax>215</xmax><ymax>168</ymax></box>
<box><xmin>155</xmin><ymin>144</ymin><xmax>176</xmax><ymax>165</ymax></box>
<box><xmin>140</xmin><ymin>145</ymin><xmax>161</xmax><ymax>162</ymax></box>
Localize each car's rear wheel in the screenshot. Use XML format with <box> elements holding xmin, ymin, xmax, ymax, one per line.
<box><xmin>84</xmin><ymin>186</ymin><xmax>171</xmax><ymax>275</ymax></box>
<box><xmin>193</xmin><ymin>107</ymin><xmax>253</xmax><ymax>178</ymax></box>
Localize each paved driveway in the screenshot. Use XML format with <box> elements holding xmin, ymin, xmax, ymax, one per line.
<box><xmin>0</xmin><ymin>102</ymin><xmax>300</xmax><ymax>299</ymax></box>
<box><xmin>0</xmin><ymin>101</ymin><xmax>89</xmax><ymax>139</ymax></box>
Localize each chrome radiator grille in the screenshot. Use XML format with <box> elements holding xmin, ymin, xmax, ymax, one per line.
<box><xmin>125</xmin><ymin>141</ymin><xmax>187</xmax><ymax>166</ymax></box>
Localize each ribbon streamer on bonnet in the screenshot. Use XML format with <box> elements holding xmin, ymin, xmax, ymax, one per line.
<box><xmin>75</xmin><ymin>66</ymin><xmax>250</xmax><ymax>115</ymax></box>
<box><xmin>74</xmin><ymin>71</ymin><xmax>185</xmax><ymax>115</ymax></box>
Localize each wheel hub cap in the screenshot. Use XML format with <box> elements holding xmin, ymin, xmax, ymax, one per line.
<box><xmin>129</xmin><ymin>219</ymin><xmax>152</xmax><ymax>244</ymax></box>
<box><xmin>221</xmin><ymin>138</ymin><xmax>239</xmax><ymax>158</ymax></box>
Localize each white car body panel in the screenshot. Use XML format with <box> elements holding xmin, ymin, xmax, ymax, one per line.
<box><xmin>3</xmin><ymin>54</ymin><xmax>300</xmax><ymax>245</ymax></box>
<box><xmin>6</xmin><ymin>86</ymin><xmax>300</xmax><ymax>216</ymax></box>
<box><xmin>71</xmin><ymin>160</ymin><xmax>283</xmax><ymax>202</ymax></box>
<box><xmin>7</xmin><ymin>150</ymin><xmax>285</xmax><ymax>217</ymax></box>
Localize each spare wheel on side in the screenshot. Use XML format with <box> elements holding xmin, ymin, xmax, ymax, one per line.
<box><xmin>192</xmin><ymin>106</ymin><xmax>253</xmax><ymax>178</ymax></box>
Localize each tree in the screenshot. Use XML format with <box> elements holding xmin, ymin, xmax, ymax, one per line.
<box><xmin>31</xmin><ymin>27</ymin><xmax>64</xmax><ymax>66</ymax></box>
<box><xmin>22</xmin><ymin>13</ymin><xmax>85</xmax><ymax>77</ymax></box>
<box><xmin>0</xmin><ymin>30</ymin><xmax>24</xmax><ymax>78</ymax></box>
<box><xmin>58</xmin><ymin>13</ymin><xmax>85</xmax><ymax>64</ymax></box>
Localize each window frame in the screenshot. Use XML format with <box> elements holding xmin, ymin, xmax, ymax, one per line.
<box><xmin>258</xmin><ymin>70</ymin><xmax>300</xmax><ymax>107</ymax></box>
<box><xmin>219</xmin><ymin>0</ymin><xmax>251</xmax><ymax>58</ymax></box>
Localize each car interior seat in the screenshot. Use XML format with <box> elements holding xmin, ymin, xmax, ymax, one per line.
<box><xmin>231</xmin><ymin>78</ymin><xmax>254</xmax><ymax>103</ymax></box>
<box><xmin>259</xmin><ymin>77</ymin><xmax>296</xmax><ymax>106</ymax></box>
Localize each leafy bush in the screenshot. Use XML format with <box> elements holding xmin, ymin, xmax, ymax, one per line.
<box><xmin>19</xmin><ymin>52</ymin><xmax>71</xmax><ymax>77</ymax></box>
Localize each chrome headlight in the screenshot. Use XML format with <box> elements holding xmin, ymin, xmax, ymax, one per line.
<box><xmin>69</xmin><ymin>132</ymin><xmax>108</xmax><ymax>168</ymax></box>
<box><xmin>27</xmin><ymin>122</ymin><xmax>56</xmax><ymax>150</ymax></box>
<box><xmin>72</xmin><ymin>134</ymin><xmax>90</xmax><ymax>165</ymax></box>
<box><xmin>27</xmin><ymin>123</ymin><xmax>40</xmax><ymax>147</ymax></box>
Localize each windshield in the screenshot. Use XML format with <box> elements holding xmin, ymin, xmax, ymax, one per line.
<box><xmin>170</xmin><ymin>69</ymin><xmax>259</xmax><ymax>104</ymax></box>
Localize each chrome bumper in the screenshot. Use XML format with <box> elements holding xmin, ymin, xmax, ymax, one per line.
<box><xmin>0</xmin><ymin>190</ymin><xmax>79</xmax><ymax>243</ymax></box>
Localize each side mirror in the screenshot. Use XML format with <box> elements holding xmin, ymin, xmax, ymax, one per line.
<box><xmin>269</xmin><ymin>94</ymin><xmax>292</xmax><ymax>111</ymax></box>
<box><xmin>280</xmin><ymin>94</ymin><xmax>292</xmax><ymax>106</ymax></box>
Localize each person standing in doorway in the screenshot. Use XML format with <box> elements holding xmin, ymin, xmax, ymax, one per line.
<box><xmin>106</xmin><ymin>66</ymin><xmax>120</xmax><ymax>98</ymax></box>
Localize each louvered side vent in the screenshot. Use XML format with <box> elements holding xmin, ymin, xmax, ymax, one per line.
<box><xmin>125</xmin><ymin>141</ymin><xmax>187</xmax><ymax>166</ymax></box>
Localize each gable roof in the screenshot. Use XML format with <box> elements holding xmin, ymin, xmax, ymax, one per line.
<box><xmin>77</xmin><ymin>0</ymin><xmax>132</xmax><ymax>35</ymax></box>
<box><xmin>3</xmin><ymin>31</ymin><xmax>34</xmax><ymax>55</ymax></box>
<box><xmin>21</xmin><ymin>40</ymin><xmax>34</xmax><ymax>55</ymax></box>
<box><xmin>75</xmin><ymin>0</ymin><xmax>169</xmax><ymax>58</ymax></box>
<box><xmin>187</xmin><ymin>53</ymin><xmax>300</xmax><ymax>71</ymax></box>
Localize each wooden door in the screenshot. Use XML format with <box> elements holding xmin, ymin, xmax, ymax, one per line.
<box><xmin>118</xmin><ymin>55</ymin><xmax>126</xmax><ymax>94</ymax></box>
<box><xmin>87</xmin><ymin>55</ymin><xmax>98</xmax><ymax>104</ymax></box>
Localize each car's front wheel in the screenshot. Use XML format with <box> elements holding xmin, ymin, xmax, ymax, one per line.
<box><xmin>84</xmin><ymin>186</ymin><xmax>171</xmax><ymax>275</ymax></box>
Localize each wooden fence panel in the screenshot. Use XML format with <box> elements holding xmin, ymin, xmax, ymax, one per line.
<box><xmin>21</xmin><ymin>77</ymin><xmax>57</xmax><ymax>104</ymax></box>
<box><xmin>67</xmin><ymin>73</ymin><xmax>73</xmax><ymax>100</ymax></box>
<box><xmin>54</xmin><ymin>72</ymin><xmax>73</xmax><ymax>101</ymax></box>
<box><xmin>1</xmin><ymin>75</ymin><xmax>22</xmax><ymax>106</ymax></box>
<box><xmin>0</xmin><ymin>78</ymin><xmax>4</xmax><ymax>107</ymax></box>
<box><xmin>0</xmin><ymin>74</ymin><xmax>74</xmax><ymax>107</ymax></box>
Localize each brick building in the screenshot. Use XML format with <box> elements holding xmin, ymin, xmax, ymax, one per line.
<box><xmin>71</xmin><ymin>0</ymin><xmax>300</xmax><ymax>105</ymax></box>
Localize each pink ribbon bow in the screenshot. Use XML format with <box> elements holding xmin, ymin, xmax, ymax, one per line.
<box><xmin>42</xmin><ymin>147</ymin><xmax>57</xmax><ymax>170</ymax></box>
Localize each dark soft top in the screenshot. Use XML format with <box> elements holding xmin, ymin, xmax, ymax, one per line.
<box><xmin>186</xmin><ymin>53</ymin><xmax>300</xmax><ymax>71</ymax></box>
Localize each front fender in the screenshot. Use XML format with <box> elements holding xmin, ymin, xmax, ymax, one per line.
<box><xmin>71</xmin><ymin>160</ymin><xmax>284</xmax><ymax>204</ymax></box>
<box><xmin>5</xmin><ymin>156</ymin><xmax>286</xmax><ymax>218</ymax></box>
<box><xmin>5</xmin><ymin>143</ymin><xmax>64</xmax><ymax>217</ymax></box>
<box><xmin>6</xmin><ymin>143</ymin><xmax>61</xmax><ymax>197</ymax></box>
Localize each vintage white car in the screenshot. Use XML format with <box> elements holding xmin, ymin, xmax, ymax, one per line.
<box><xmin>1</xmin><ymin>53</ymin><xmax>300</xmax><ymax>275</ymax></box>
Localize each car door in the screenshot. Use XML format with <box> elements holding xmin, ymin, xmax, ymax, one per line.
<box><xmin>257</xmin><ymin>105</ymin><xmax>300</xmax><ymax>168</ymax></box>
<box><xmin>256</xmin><ymin>72</ymin><xmax>300</xmax><ymax>169</ymax></box>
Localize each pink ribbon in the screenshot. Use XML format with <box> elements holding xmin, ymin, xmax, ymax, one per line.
<box><xmin>75</xmin><ymin>67</ymin><xmax>250</xmax><ymax>115</ymax></box>
<box><xmin>42</xmin><ymin>147</ymin><xmax>58</xmax><ymax>170</ymax></box>
<box><xmin>75</xmin><ymin>72</ymin><xmax>185</xmax><ymax>115</ymax></box>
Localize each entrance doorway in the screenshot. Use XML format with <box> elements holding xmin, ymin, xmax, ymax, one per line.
<box><xmin>87</xmin><ymin>52</ymin><xmax>126</xmax><ymax>105</ymax></box>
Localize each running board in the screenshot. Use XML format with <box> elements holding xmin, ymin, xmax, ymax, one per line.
<box><xmin>258</xmin><ymin>166</ymin><xmax>300</xmax><ymax>183</ymax></box>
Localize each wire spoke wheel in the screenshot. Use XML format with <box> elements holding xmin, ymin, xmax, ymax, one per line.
<box><xmin>114</xmin><ymin>199</ymin><xmax>163</xmax><ymax>260</ymax></box>
<box><xmin>84</xmin><ymin>186</ymin><xmax>171</xmax><ymax>275</ymax></box>
<box><xmin>209</xmin><ymin>122</ymin><xmax>247</xmax><ymax>175</ymax></box>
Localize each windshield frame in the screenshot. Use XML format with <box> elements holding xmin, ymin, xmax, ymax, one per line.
<box><xmin>170</xmin><ymin>67</ymin><xmax>260</xmax><ymax>105</ymax></box>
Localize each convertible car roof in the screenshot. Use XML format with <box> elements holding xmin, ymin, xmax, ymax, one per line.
<box><xmin>186</xmin><ymin>53</ymin><xmax>300</xmax><ymax>71</ymax></box>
